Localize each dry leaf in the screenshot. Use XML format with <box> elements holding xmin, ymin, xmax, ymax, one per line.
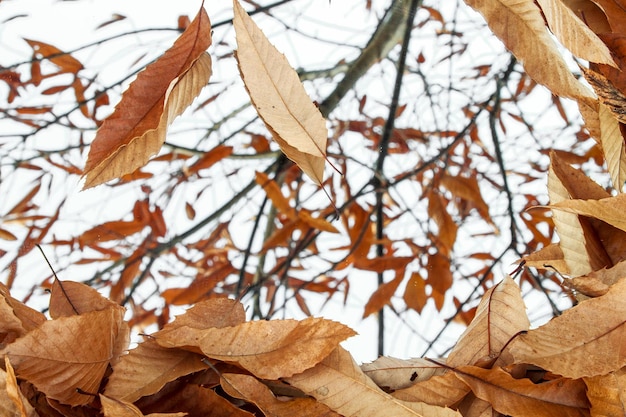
<box><xmin>392</xmin><ymin>372</ymin><xmax>471</xmax><ymax>408</ymax></box>
<box><xmin>221</xmin><ymin>373</ymin><xmax>341</xmax><ymax>417</ymax></box>
<box><xmin>3</xmin><ymin>357</ymin><xmax>37</xmax><ymax>417</ymax></box>
<box><xmin>520</xmin><ymin>243</ymin><xmax>568</xmax><ymax>273</ymax></box>
<box><xmin>286</xmin><ymin>346</ymin><xmax>462</xmax><ymax>417</ymax></box>
<box><xmin>83</xmin><ymin>5</ymin><xmax>212</xmax><ymax>188</ymax></box>
<box><xmin>598</xmin><ymin>103</ymin><xmax>626</xmax><ymax>191</ymax></box>
<box><xmin>463</xmin><ymin>0</ymin><xmax>595</xmax><ymax>103</ymax></box>
<box><xmin>508</xmin><ymin>278</ymin><xmax>626</xmax><ymax>378</ymax></box>
<box><xmin>584</xmin><ymin>368</ymin><xmax>626</xmax><ymax>417</ymax></box>
<box><xmin>550</xmin><ymin>193</ymin><xmax>626</xmax><ymax>234</ymax></box>
<box><xmin>447</xmin><ymin>276</ymin><xmax>529</xmax><ymax>368</ymax></box>
<box><xmin>155</xmin><ymin>317</ymin><xmax>355</xmax><ymax>380</ymax></box>
<box><xmin>455</xmin><ymin>365</ymin><xmax>589</xmax><ymax>417</ymax></box>
<box><xmin>233</xmin><ymin>0</ymin><xmax>327</xmax><ymax>184</ymax></box>
<box><xmin>5</xmin><ymin>308</ymin><xmax>128</xmax><ymax>406</ymax></box>
<box><xmin>536</xmin><ymin>0</ymin><xmax>616</xmax><ymax>66</ymax></box>
<box><xmin>106</xmin><ymin>298</ymin><xmax>244</xmax><ymax>402</ymax></box>
<box><xmin>361</xmin><ymin>357</ymin><xmax>445</xmax><ymax>390</ymax></box>
<box><xmin>581</xmin><ymin>66</ymin><xmax>626</xmax><ymax>125</ymax></box>
<box><xmin>100</xmin><ymin>394</ymin><xmax>186</xmax><ymax>417</ymax></box>
<box><xmin>548</xmin><ymin>155</ymin><xmax>592</xmax><ymax>276</ymax></box>
<box><xmin>49</xmin><ymin>279</ymin><xmax>122</xmax><ymax>318</ymax></box>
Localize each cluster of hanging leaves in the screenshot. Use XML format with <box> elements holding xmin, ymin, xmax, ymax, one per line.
<box><xmin>3</xmin><ymin>0</ymin><xmax>626</xmax><ymax>414</ymax></box>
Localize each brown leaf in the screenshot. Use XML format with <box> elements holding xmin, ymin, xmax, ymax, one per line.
<box><xmin>221</xmin><ymin>373</ymin><xmax>341</xmax><ymax>417</ymax></box>
<box><xmin>428</xmin><ymin>191</ymin><xmax>457</xmax><ymax>256</ymax></box>
<box><xmin>100</xmin><ymin>394</ymin><xmax>186</xmax><ymax>417</ymax></box>
<box><xmin>520</xmin><ymin>243</ymin><xmax>568</xmax><ymax>273</ymax></box>
<box><xmin>536</xmin><ymin>0</ymin><xmax>616</xmax><ymax>66</ymax></box>
<box><xmin>393</xmin><ymin>372</ymin><xmax>471</xmax><ymax>408</ymax></box>
<box><xmin>354</xmin><ymin>255</ymin><xmax>413</xmax><ymax>273</ymax></box>
<box><xmin>106</xmin><ymin>298</ymin><xmax>244</xmax><ymax>402</ymax></box>
<box><xmin>361</xmin><ymin>357</ymin><xmax>445</xmax><ymax>390</ymax></box>
<box><xmin>581</xmin><ymin>67</ymin><xmax>626</xmax><ymax>125</ymax></box>
<box><xmin>50</xmin><ymin>279</ymin><xmax>121</xmax><ymax>318</ymax></box>
<box><xmin>447</xmin><ymin>276</ymin><xmax>529</xmax><ymax>368</ymax></box>
<box><xmin>0</xmin><ymin>284</ymin><xmax>45</xmax><ymax>346</ymax></box>
<box><xmin>455</xmin><ymin>365</ymin><xmax>589</xmax><ymax>417</ymax></box>
<box><xmin>233</xmin><ymin>0</ymin><xmax>327</xmax><ymax>184</ymax></box>
<box><xmin>584</xmin><ymin>368</ymin><xmax>626</xmax><ymax>417</ymax></box>
<box><xmin>5</xmin><ymin>308</ymin><xmax>128</xmax><ymax>406</ymax></box>
<box><xmin>286</xmin><ymin>347</ymin><xmax>462</xmax><ymax>417</ymax></box>
<box><xmin>155</xmin><ymin>317</ymin><xmax>355</xmax><ymax>379</ymax></box>
<box><xmin>508</xmin><ymin>278</ymin><xmax>626</xmax><ymax>378</ymax></box>
<box><xmin>463</xmin><ymin>0</ymin><xmax>595</xmax><ymax>102</ymax></box>
<box><xmin>550</xmin><ymin>193</ymin><xmax>626</xmax><ymax>234</ymax></box>
<box><xmin>3</xmin><ymin>357</ymin><xmax>37</xmax><ymax>417</ymax></box>
<box><xmin>83</xmin><ymin>5</ymin><xmax>212</xmax><ymax>188</ymax></box>
<box><xmin>440</xmin><ymin>175</ymin><xmax>495</xmax><ymax>231</ymax></box>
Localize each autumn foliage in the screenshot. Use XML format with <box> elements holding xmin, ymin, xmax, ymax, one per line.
<box><xmin>2</xmin><ymin>0</ymin><xmax>626</xmax><ymax>415</ymax></box>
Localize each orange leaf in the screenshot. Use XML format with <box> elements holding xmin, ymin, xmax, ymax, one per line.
<box><xmin>233</xmin><ymin>0</ymin><xmax>327</xmax><ymax>184</ymax></box>
<box><xmin>353</xmin><ymin>255</ymin><xmax>413</xmax><ymax>273</ymax></box>
<box><xmin>78</xmin><ymin>220</ymin><xmax>146</xmax><ymax>247</ymax></box>
<box><xmin>440</xmin><ymin>175</ymin><xmax>495</xmax><ymax>230</ymax></box>
<box><xmin>187</xmin><ymin>145</ymin><xmax>233</xmax><ymax>175</ymax></box>
<box><xmin>24</xmin><ymin>38</ymin><xmax>84</xmax><ymax>73</ymax></box>
<box><xmin>255</xmin><ymin>171</ymin><xmax>296</xmax><ymax>219</ymax></box>
<box><xmin>155</xmin><ymin>317</ymin><xmax>355</xmax><ymax>380</ymax></box>
<box><xmin>49</xmin><ymin>279</ymin><xmax>122</xmax><ymax>318</ymax></box>
<box><xmin>403</xmin><ymin>272</ymin><xmax>428</xmax><ymax>313</ymax></box>
<box><xmin>83</xmin><ymin>5</ymin><xmax>212</xmax><ymax>188</ymax></box>
<box><xmin>363</xmin><ymin>272</ymin><xmax>403</xmax><ymax>318</ymax></box>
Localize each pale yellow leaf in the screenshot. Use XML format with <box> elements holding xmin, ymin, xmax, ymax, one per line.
<box><xmin>286</xmin><ymin>347</ymin><xmax>462</xmax><ymax>417</ymax></box>
<box><xmin>536</xmin><ymin>0</ymin><xmax>616</xmax><ymax>66</ymax></box>
<box><xmin>447</xmin><ymin>276</ymin><xmax>529</xmax><ymax>368</ymax></box>
<box><xmin>508</xmin><ymin>278</ymin><xmax>626</xmax><ymax>378</ymax></box>
<box><xmin>3</xmin><ymin>357</ymin><xmax>37</xmax><ymax>417</ymax></box>
<box><xmin>392</xmin><ymin>372</ymin><xmax>471</xmax><ymax>408</ymax></box>
<box><xmin>233</xmin><ymin>0</ymin><xmax>327</xmax><ymax>184</ymax></box>
<box><xmin>463</xmin><ymin>0</ymin><xmax>595</xmax><ymax>102</ymax></box>
<box><xmin>548</xmin><ymin>156</ymin><xmax>592</xmax><ymax>276</ymax></box>
<box><xmin>361</xmin><ymin>357</ymin><xmax>445</xmax><ymax>390</ymax></box>
<box><xmin>550</xmin><ymin>193</ymin><xmax>626</xmax><ymax>233</ymax></box>
<box><xmin>599</xmin><ymin>103</ymin><xmax>626</xmax><ymax>192</ymax></box>
<box><xmin>584</xmin><ymin>368</ymin><xmax>626</xmax><ymax>417</ymax></box>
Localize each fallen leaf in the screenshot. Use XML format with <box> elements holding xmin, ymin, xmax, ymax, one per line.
<box><xmin>5</xmin><ymin>308</ymin><xmax>128</xmax><ymax>406</ymax></box>
<box><xmin>455</xmin><ymin>365</ymin><xmax>589</xmax><ymax>417</ymax></box>
<box><xmin>83</xmin><ymin>4</ymin><xmax>212</xmax><ymax>188</ymax></box>
<box><xmin>3</xmin><ymin>357</ymin><xmax>37</xmax><ymax>417</ymax></box>
<box><xmin>584</xmin><ymin>368</ymin><xmax>626</xmax><ymax>417</ymax></box>
<box><xmin>447</xmin><ymin>276</ymin><xmax>529</xmax><ymax>368</ymax></box>
<box><xmin>286</xmin><ymin>347</ymin><xmax>462</xmax><ymax>416</ymax></box>
<box><xmin>100</xmin><ymin>394</ymin><xmax>186</xmax><ymax>417</ymax></box>
<box><xmin>49</xmin><ymin>279</ymin><xmax>121</xmax><ymax>318</ymax></box>
<box><xmin>233</xmin><ymin>0</ymin><xmax>327</xmax><ymax>184</ymax></box>
<box><xmin>106</xmin><ymin>298</ymin><xmax>244</xmax><ymax>402</ymax></box>
<box><xmin>221</xmin><ymin>373</ymin><xmax>341</xmax><ymax>417</ymax></box>
<box><xmin>361</xmin><ymin>357</ymin><xmax>445</xmax><ymax>390</ymax></box>
<box><xmin>392</xmin><ymin>372</ymin><xmax>470</xmax><ymax>408</ymax></box>
<box><xmin>155</xmin><ymin>317</ymin><xmax>355</xmax><ymax>379</ymax></box>
<box><xmin>508</xmin><ymin>278</ymin><xmax>626</xmax><ymax>378</ymax></box>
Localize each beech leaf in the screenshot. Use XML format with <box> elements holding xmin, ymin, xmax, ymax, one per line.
<box><xmin>455</xmin><ymin>365</ymin><xmax>589</xmax><ymax>417</ymax></box>
<box><xmin>221</xmin><ymin>373</ymin><xmax>341</xmax><ymax>417</ymax></box>
<box><xmin>508</xmin><ymin>278</ymin><xmax>626</xmax><ymax>378</ymax></box>
<box><xmin>233</xmin><ymin>0</ymin><xmax>328</xmax><ymax>185</ymax></box>
<box><xmin>550</xmin><ymin>193</ymin><xmax>626</xmax><ymax>234</ymax></box>
<box><xmin>155</xmin><ymin>317</ymin><xmax>355</xmax><ymax>380</ymax></box>
<box><xmin>598</xmin><ymin>103</ymin><xmax>626</xmax><ymax>191</ymax></box>
<box><xmin>361</xmin><ymin>357</ymin><xmax>445</xmax><ymax>390</ymax></box>
<box><xmin>463</xmin><ymin>0</ymin><xmax>595</xmax><ymax>102</ymax></box>
<box><xmin>5</xmin><ymin>308</ymin><xmax>128</xmax><ymax>406</ymax></box>
<box><xmin>584</xmin><ymin>369</ymin><xmax>626</xmax><ymax>417</ymax></box>
<box><xmin>286</xmin><ymin>347</ymin><xmax>462</xmax><ymax>417</ymax></box>
<box><xmin>83</xmin><ymin>4</ymin><xmax>212</xmax><ymax>188</ymax></box>
<box><xmin>447</xmin><ymin>276</ymin><xmax>529</xmax><ymax>368</ymax></box>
